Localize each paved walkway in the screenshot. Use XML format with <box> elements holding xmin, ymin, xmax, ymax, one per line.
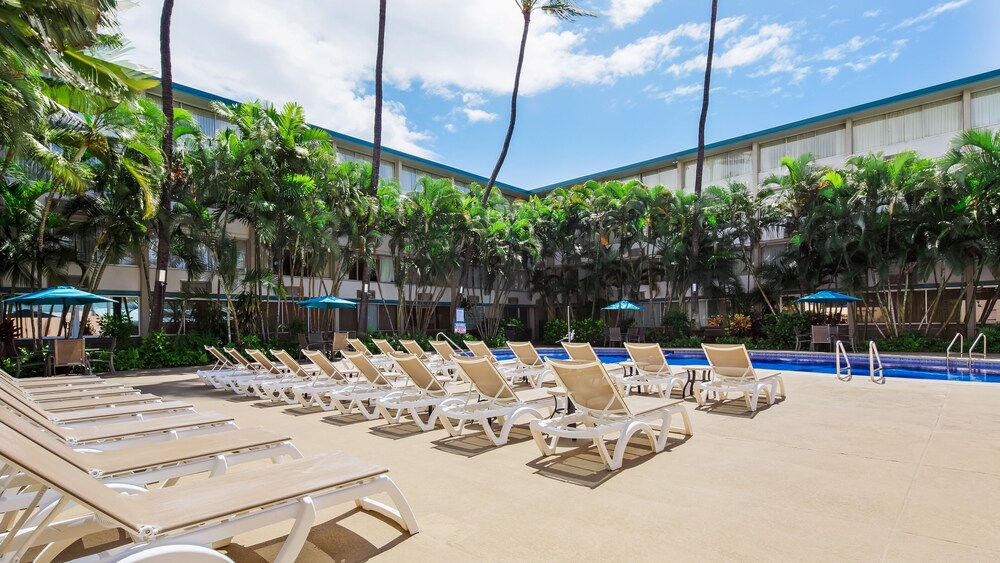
<box><xmin>77</xmin><ymin>368</ymin><xmax>1000</xmax><ymax>562</ymax></box>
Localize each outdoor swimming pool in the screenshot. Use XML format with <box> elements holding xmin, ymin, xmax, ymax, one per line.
<box><xmin>488</xmin><ymin>347</ymin><xmax>1000</xmax><ymax>383</ymax></box>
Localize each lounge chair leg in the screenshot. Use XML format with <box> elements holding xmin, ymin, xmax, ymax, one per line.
<box><xmin>273</xmin><ymin>496</ymin><xmax>317</xmax><ymax>563</ymax></box>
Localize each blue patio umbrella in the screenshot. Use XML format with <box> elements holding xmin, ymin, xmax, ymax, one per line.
<box><xmin>297</xmin><ymin>296</ymin><xmax>357</xmax><ymax>309</ymax></box>
<box><xmin>5</xmin><ymin>286</ymin><xmax>115</xmax><ymax>339</ymax></box>
<box><xmin>297</xmin><ymin>295</ymin><xmax>357</xmax><ymax>332</ymax></box>
<box><xmin>601</xmin><ymin>300</ymin><xmax>644</xmax><ymax>311</ymax></box>
<box><xmin>793</xmin><ymin>291</ymin><xmax>862</xmax><ymax>304</ymax></box>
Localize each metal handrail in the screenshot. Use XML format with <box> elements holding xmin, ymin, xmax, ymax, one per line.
<box><xmin>969</xmin><ymin>332</ymin><xmax>987</xmax><ymax>370</ymax></box>
<box><xmin>869</xmin><ymin>340</ymin><xmax>885</xmax><ymax>384</ymax></box>
<box><xmin>435</xmin><ymin>332</ymin><xmax>465</xmax><ymax>350</ymax></box>
<box><xmin>835</xmin><ymin>340</ymin><xmax>852</xmax><ymax>381</ymax></box>
<box><xmin>946</xmin><ymin>333</ymin><xmax>964</xmax><ymax>372</ymax></box>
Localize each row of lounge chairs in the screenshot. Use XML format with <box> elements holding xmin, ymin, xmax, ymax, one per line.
<box><xmin>0</xmin><ymin>366</ymin><xmax>418</xmax><ymax>562</ymax></box>
<box><xmin>198</xmin><ymin>338</ymin><xmax>783</xmax><ymax>472</ymax></box>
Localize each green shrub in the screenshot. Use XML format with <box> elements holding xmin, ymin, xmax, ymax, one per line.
<box><xmin>240</xmin><ymin>334</ymin><xmax>264</xmax><ymax>350</ymax></box>
<box><xmin>760</xmin><ymin>312</ymin><xmax>811</xmax><ymax>349</ymax></box>
<box><xmin>97</xmin><ymin>313</ymin><xmax>135</xmax><ymax>347</ymax></box>
<box><xmin>875</xmin><ymin>333</ymin><xmax>947</xmax><ymax>353</ymax></box>
<box><xmin>483</xmin><ymin>333</ymin><xmax>507</xmax><ymax>348</ymax></box>
<box><xmin>726</xmin><ymin>314</ymin><xmax>753</xmax><ymax>337</ymax></box>
<box><xmin>661</xmin><ymin>335</ymin><xmax>703</xmax><ymax>348</ymax></box>
<box><xmin>662</xmin><ymin>310</ymin><xmax>692</xmax><ymax>337</ymax></box>
<box><xmin>542</xmin><ymin>319</ymin><xmax>568</xmax><ymax>344</ymax></box>
<box><xmin>571</xmin><ymin>318</ymin><xmax>608</xmax><ymax>346</ymax></box>
<box><xmin>113</xmin><ymin>347</ymin><xmax>141</xmax><ymax>371</ymax></box>
<box><xmin>139</xmin><ymin>331</ymin><xmax>172</xmax><ymax>368</ymax></box>
<box><xmin>503</xmin><ymin>317</ymin><xmax>527</xmax><ymax>341</ymax></box>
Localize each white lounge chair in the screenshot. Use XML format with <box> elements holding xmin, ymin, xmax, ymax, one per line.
<box><xmin>530</xmin><ymin>359</ymin><xmax>693</xmax><ymax>471</ymax></box>
<box><xmin>696</xmin><ymin>343</ymin><xmax>786</xmax><ymax>412</ymax></box>
<box><xmin>504</xmin><ymin>341</ymin><xmax>552</xmax><ymax>388</ymax></box>
<box><xmin>319</xmin><ymin>352</ymin><xmax>406</xmax><ymax>418</ymax></box>
<box><xmin>290</xmin><ymin>350</ymin><xmax>359</xmax><ymax>408</ymax></box>
<box><xmin>440</xmin><ymin>357</ymin><xmax>553</xmax><ymax>446</ymax></box>
<box><xmin>561</xmin><ymin>341</ymin><xmax>626</xmax><ymax>375</ymax></box>
<box><xmin>376</xmin><ymin>354</ymin><xmax>471</xmax><ymax>431</ymax></box>
<box><xmin>622</xmin><ymin>342</ymin><xmax>687</xmax><ymax>398</ymax></box>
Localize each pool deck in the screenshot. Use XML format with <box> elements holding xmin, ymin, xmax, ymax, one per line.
<box><xmin>67</xmin><ymin>367</ymin><xmax>1000</xmax><ymax>562</ymax></box>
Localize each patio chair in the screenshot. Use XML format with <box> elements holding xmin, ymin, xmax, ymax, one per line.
<box><xmin>49</xmin><ymin>338</ymin><xmax>91</xmax><ymax>375</ymax></box>
<box><xmin>440</xmin><ymin>357</ymin><xmax>553</xmax><ymax>446</ymax></box>
<box><xmin>376</xmin><ymin>354</ymin><xmax>472</xmax><ymax>431</ymax></box>
<box><xmin>399</xmin><ymin>339</ymin><xmax>429</xmax><ymax>360</ymax></box>
<box><xmin>308</xmin><ymin>331</ymin><xmax>329</xmax><ymax>352</ymax></box>
<box><xmin>0</xmin><ymin>421</ymin><xmax>417</xmax><ymax>563</ymax></box>
<box><xmin>290</xmin><ymin>350</ymin><xmax>359</xmax><ymax>408</ymax></box>
<box><xmin>84</xmin><ymin>336</ymin><xmax>117</xmax><ymax>375</ymax></box>
<box><xmin>530</xmin><ymin>359</ymin><xmax>692</xmax><ymax>471</ymax></box>
<box><xmin>466</xmin><ymin>340</ymin><xmax>516</xmax><ymax>369</ymax></box>
<box><xmin>349</xmin><ymin>337</ymin><xmax>395</xmax><ymax>369</ymax></box>
<box><xmin>331</xmin><ymin>331</ymin><xmax>350</xmax><ymax>355</ymax></box>
<box><xmin>810</xmin><ymin>325</ymin><xmax>833</xmax><ymax>352</ymax></box>
<box><xmin>504</xmin><ymin>341</ymin><xmax>552</xmax><ymax>388</ymax></box>
<box><xmin>429</xmin><ymin>339</ymin><xmax>463</xmax><ymax>363</ymax></box>
<box><xmin>622</xmin><ymin>342</ymin><xmax>687</xmax><ymax>398</ymax></box>
<box><xmin>696</xmin><ymin>343</ymin><xmax>786</xmax><ymax>412</ymax></box>
<box><xmin>606</xmin><ymin>327</ymin><xmax>623</xmax><ymax>347</ymax></box>
<box><xmin>318</xmin><ymin>351</ymin><xmax>407</xmax><ymax>417</ymax></box>
<box><xmin>794</xmin><ymin>328</ymin><xmax>811</xmax><ymax>351</ymax></box>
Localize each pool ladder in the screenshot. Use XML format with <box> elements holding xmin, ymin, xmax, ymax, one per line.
<box><xmin>969</xmin><ymin>332</ymin><xmax>987</xmax><ymax>372</ymax></box>
<box><xmin>835</xmin><ymin>340</ymin><xmax>852</xmax><ymax>381</ymax></box>
<box><xmin>835</xmin><ymin>340</ymin><xmax>883</xmax><ymax>383</ymax></box>
<box><xmin>869</xmin><ymin>341</ymin><xmax>885</xmax><ymax>384</ymax></box>
<box><xmin>946</xmin><ymin>333</ymin><xmax>964</xmax><ymax>372</ymax></box>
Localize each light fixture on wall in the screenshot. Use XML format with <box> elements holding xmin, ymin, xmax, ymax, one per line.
<box><xmin>157</xmin><ymin>269</ymin><xmax>166</xmax><ymax>285</ymax></box>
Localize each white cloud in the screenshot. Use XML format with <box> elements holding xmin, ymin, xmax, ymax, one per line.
<box><xmin>819</xmin><ymin>66</ymin><xmax>840</xmax><ymax>80</ymax></box>
<box><xmin>894</xmin><ymin>0</ymin><xmax>971</xmax><ymax>30</ymax></box>
<box><xmin>863</xmin><ymin>9</ymin><xmax>881</xmax><ymax>17</ymax></box>
<box><xmin>462</xmin><ymin>108</ymin><xmax>498</xmax><ymax>123</ymax></box>
<box><xmin>820</xmin><ymin>36</ymin><xmax>868</xmax><ymax>61</ymax></box>
<box><xmin>608</xmin><ymin>0</ymin><xmax>661</xmax><ymax>29</ymax></box>
<box><xmin>651</xmin><ymin>83</ymin><xmax>701</xmax><ymax>103</ymax></box>
<box><xmin>443</xmin><ymin>123</ymin><xmax>456</xmax><ymax>133</ymax></box>
<box><xmin>668</xmin><ymin>22</ymin><xmax>798</xmax><ymax>79</ymax></box>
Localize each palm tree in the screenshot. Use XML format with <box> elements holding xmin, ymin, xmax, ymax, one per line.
<box><xmin>358</xmin><ymin>0</ymin><xmax>388</xmax><ymax>337</ymax></box>
<box><xmin>689</xmin><ymin>0</ymin><xmax>719</xmax><ymax>326</ymax></box>
<box><xmin>150</xmin><ymin>0</ymin><xmax>176</xmax><ymax>333</ymax></box>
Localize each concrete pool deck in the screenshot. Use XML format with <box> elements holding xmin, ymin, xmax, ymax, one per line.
<box><xmin>64</xmin><ymin>367</ymin><xmax>1000</xmax><ymax>562</ymax></box>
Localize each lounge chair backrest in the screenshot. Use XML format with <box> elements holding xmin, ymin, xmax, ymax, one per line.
<box><xmin>430</xmin><ymin>340</ymin><xmax>458</xmax><ymax>361</ymax></box>
<box><xmin>0</xmin><ymin>386</ymin><xmax>62</xmax><ymax>433</ymax></box>
<box><xmin>247</xmin><ymin>349</ymin><xmax>282</xmax><ymax>374</ymax></box>
<box><xmin>205</xmin><ymin>346</ymin><xmax>234</xmax><ymax>368</ymax></box>
<box><xmin>271</xmin><ymin>349</ymin><xmax>308</xmax><ymax>377</ymax></box>
<box><xmin>466</xmin><ymin>341</ymin><xmax>497</xmax><ymax>363</ymax></box>
<box><xmin>348</xmin><ymin>338</ymin><xmax>371</xmax><ymax>355</ymax></box>
<box><xmin>811</xmin><ymin>325</ymin><xmax>831</xmax><ymax>343</ymax></box>
<box><xmin>394</xmin><ymin>355</ymin><xmax>446</xmax><ymax>393</ymax></box>
<box><xmin>508</xmin><ymin>342</ymin><xmax>541</xmax><ymax>367</ymax></box>
<box><xmin>701</xmin><ymin>343</ymin><xmax>755</xmax><ymax>380</ymax></box>
<box><xmin>225</xmin><ymin>348</ymin><xmax>256</xmax><ymax>369</ymax></box>
<box><xmin>308</xmin><ymin>332</ymin><xmax>326</xmax><ymax>346</ymax></box>
<box><xmin>562</xmin><ymin>342</ymin><xmax>599</xmax><ymax>362</ymax></box>
<box><xmin>453</xmin><ymin>357</ymin><xmax>517</xmax><ymax>402</ymax></box>
<box><xmin>373</xmin><ymin>338</ymin><xmax>398</xmax><ymax>356</ymax></box>
<box><xmin>547</xmin><ymin>359</ymin><xmax>630</xmax><ymax>417</ymax></box>
<box><xmin>53</xmin><ymin>338</ymin><xmax>87</xmax><ymax>368</ymax></box>
<box><xmin>400</xmin><ymin>340</ymin><xmax>428</xmax><ymax>359</ymax></box>
<box><xmin>342</xmin><ymin>351</ymin><xmax>393</xmax><ymax>387</ymax></box>
<box><xmin>302</xmin><ymin>350</ymin><xmax>351</xmax><ymax>382</ymax></box>
<box><xmin>331</xmin><ymin>332</ymin><xmax>349</xmax><ymax>351</ymax></box>
<box><xmin>624</xmin><ymin>343</ymin><xmax>667</xmax><ymax>371</ymax></box>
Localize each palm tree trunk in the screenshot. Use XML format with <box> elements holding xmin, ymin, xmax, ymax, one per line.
<box><xmin>150</xmin><ymin>0</ymin><xmax>175</xmax><ymax>334</ymax></box>
<box><xmin>689</xmin><ymin>0</ymin><xmax>718</xmax><ymax>327</ymax></box>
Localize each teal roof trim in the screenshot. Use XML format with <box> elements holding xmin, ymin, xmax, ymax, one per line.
<box><xmin>533</xmin><ymin>67</ymin><xmax>1000</xmax><ymax>193</ymax></box>
<box><xmin>170</xmin><ymin>83</ymin><xmax>530</xmax><ymax>195</ymax></box>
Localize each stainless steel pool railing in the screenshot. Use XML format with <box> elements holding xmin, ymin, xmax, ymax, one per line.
<box><xmin>869</xmin><ymin>341</ymin><xmax>885</xmax><ymax>384</ymax></box>
<box><xmin>435</xmin><ymin>332</ymin><xmax>465</xmax><ymax>350</ymax></box>
<box><xmin>835</xmin><ymin>340</ymin><xmax>852</xmax><ymax>381</ymax></box>
<box><xmin>946</xmin><ymin>333</ymin><xmax>964</xmax><ymax>372</ymax></box>
<box><xmin>969</xmin><ymin>332</ymin><xmax>987</xmax><ymax>370</ymax></box>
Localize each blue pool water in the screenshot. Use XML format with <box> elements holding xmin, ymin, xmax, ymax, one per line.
<box><xmin>487</xmin><ymin>348</ymin><xmax>1000</xmax><ymax>383</ymax></box>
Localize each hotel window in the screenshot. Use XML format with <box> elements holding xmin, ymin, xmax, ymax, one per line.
<box><xmin>760</xmin><ymin>127</ymin><xmax>845</xmax><ymax>172</ymax></box>
<box><xmin>400</xmin><ymin>166</ymin><xmax>420</xmax><ymax>192</ymax></box>
<box><xmin>641</xmin><ymin>167</ymin><xmax>678</xmax><ymax>189</ymax></box>
<box><xmin>191</xmin><ymin>110</ymin><xmax>219</xmax><ymax>137</ymax></box>
<box><xmin>380</xmin><ymin>161</ymin><xmax>395</xmax><ymax>181</ymax></box>
<box><xmin>852</xmin><ymin>97</ymin><xmax>962</xmax><ymax>152</ymax></box>
<box><xmin>683</xmin><ymin>149</ymin><xmax>752</xmax><ymax>189</ymax></box>
<box><xmin>972</xmin><ymin>87</ymin><xmax>1000</xmax><ymax>129</ymax></box>
<box><xmin>235</xmin><ymin>240</ymin><xmax>247</xmax><ymax>276</ymax></box>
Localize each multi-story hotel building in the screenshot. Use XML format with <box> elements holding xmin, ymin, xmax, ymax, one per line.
<box><xmin>30</xmin><ymin>68</ymin><xmax>1000</xmax><ymax>336</ymax></box>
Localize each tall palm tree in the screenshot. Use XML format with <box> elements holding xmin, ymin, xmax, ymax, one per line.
<box><xmin>358</xmin><ymin>0</ymin><xmax>388</xmax><ymax>337</ymax></box>
<box><xmin>689</xmin><ymin>0</ymin><xmax>719</xmax><ymax>326</ymax></box>
<box><xmin>150</xmin><ymin>0</ymin><xmax>175</xmax><ymax>333</ymax></box>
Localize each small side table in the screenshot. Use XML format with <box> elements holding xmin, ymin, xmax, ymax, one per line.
<box><xmin>683</xmin><ymin>367</ymin><xmax>713</xmax><ymax>398</ymax></box>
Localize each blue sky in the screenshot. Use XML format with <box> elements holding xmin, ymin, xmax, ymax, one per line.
<box><xmin>117</xmin><ymin>0</ymin><xmax>997</xmax><ymax>190</ymax></box>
